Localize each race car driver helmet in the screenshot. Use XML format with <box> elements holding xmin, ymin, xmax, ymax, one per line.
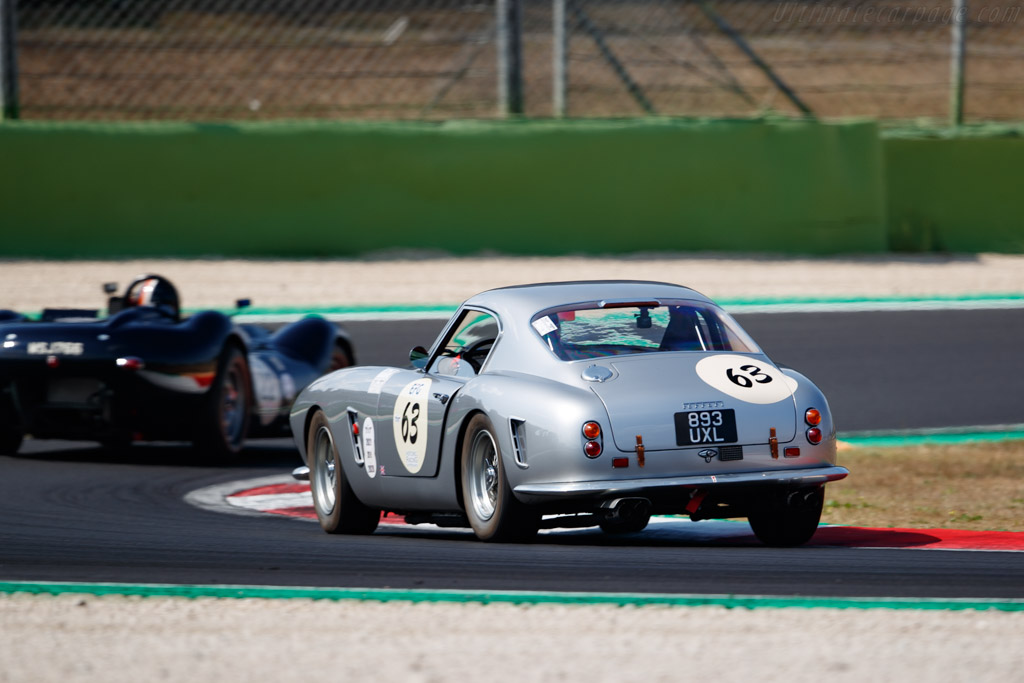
<box><xmin>125</xmin><ymin>276</ymin><xmax>181</xmax><ymax>320</ymax></box>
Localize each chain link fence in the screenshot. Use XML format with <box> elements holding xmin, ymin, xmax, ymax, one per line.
<box><xmin>2</xmin><ymin>0</ymin><xmax>1022</xmax><ymax>122</ymax></box>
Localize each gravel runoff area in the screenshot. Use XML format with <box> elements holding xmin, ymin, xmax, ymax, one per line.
<box><xmin>1</xmin><ymin>594</ymin><xmax>1022</xmax><ymax>683</ymax></box>
<box><xmin>3</xmin><ymin>253</ymin><xmax>1023</xmax><ymax>682</ymax></box>
<box><xmin>2</xmin><ymin>253</ymin><xmax>1024</xmax><ymax>311</ymax></box>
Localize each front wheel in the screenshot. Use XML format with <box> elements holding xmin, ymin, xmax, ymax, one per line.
<box><xmin>307</xmin><ymin>410</ymin><xmax>379</xmax><ymax>535</ymax></box>
<box><xmin>460</xmin><ymin>414</ymin><xmax>538</xmax><ymax>542</ymax></box>
<box><xmin>748</xmin><ymin>486</ymin><xmax>825</xmax><ymax>547</ymax></box>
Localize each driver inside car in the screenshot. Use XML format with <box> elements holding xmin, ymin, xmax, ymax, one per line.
<box><xmin>432</xmin><ymin>311</ymin><xmax>498</xmax><ymax>378</ymax></box>
<box><xmin>122</xmin><ymin>276</ymin><xmax>182</xmax><ymax>321</ymax></box>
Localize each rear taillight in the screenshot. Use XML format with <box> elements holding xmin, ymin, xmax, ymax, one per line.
<box><xmin>116</xmin><ymin>357</ymin><xmax>145</xmax><ymax>371</ymax></box>
<box><xmin>582</xmin><ymin>421</ymin><xmax>603</xmax><ymax>458</ymax></box>
<box><xmin>806</xmin><ymin>427</ymin><xmax>823</xmax><ymax>445</ymax></box>
<box><xmin>805</xmin><ymin>408</ymin><xmax>822</xmax><ymax>426</ymax></box>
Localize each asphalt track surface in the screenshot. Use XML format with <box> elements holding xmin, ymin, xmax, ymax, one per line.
<box><xmin>2</xmin><ymin>309</ymin><xmax>1023</xmax><ymax>599</ymax></box>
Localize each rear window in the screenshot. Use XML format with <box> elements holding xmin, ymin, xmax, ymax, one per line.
<box><xmin>530</xmin><ymin>300</ymin><xmax>759</xmax><ymax>361</ymax></box>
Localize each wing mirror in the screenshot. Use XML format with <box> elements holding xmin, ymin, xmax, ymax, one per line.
<box><xmin>409</xmin><ymin>345</ymin><xmax>429</xmax><ymax>369</ymax></box>
<box><xmin>235</xmin><ymin>298</ymin><xmax>251</xmax><ymax>310</ymax></box>
<box><xmin>103</xmin><ymin>282</ymin><xmax>118</xmax><ymax>295</ymax></box>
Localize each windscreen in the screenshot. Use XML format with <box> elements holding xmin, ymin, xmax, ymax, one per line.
<box><xmin>530</xmin><ymin>300</ymin><xmax>760</xmax><ymax>361</ymax></box>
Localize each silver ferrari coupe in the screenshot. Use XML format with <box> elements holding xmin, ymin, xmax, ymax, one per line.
<box><xmin>290</xmin><ymin>281</ymin><xmax>847</xmax><ymax>545</ymax></box>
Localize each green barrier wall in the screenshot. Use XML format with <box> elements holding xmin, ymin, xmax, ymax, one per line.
<box><xmin>0</xmin><ymin>119</ymin><xmax>886</xmax><ymax>258</ymax></box>
<box><xmin>884</xmin><ymin>128</ymin><xmax>1024</xmax><ymax>253</ymax></box>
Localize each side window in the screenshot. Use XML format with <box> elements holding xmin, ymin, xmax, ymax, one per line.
<box><xmin>429</xmin><ymin>310</ymin><xmax>499</xmax><ymax>377</ymax></box>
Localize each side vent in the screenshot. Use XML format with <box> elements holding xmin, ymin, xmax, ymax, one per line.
<box><xmin>509</xmin><ymin>418</ymin><xmax>528</xmax><ymax>468</ymax></box>
<box><xmin>347</xmin><ymin>409</ymin><xmax>364</xmax><ymax>465</ymax></box>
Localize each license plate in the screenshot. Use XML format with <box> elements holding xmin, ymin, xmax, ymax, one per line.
<box><xmin>674</xmin><ymin>409</ymin><xmax>737</xmax><ymax>446</ymax></box>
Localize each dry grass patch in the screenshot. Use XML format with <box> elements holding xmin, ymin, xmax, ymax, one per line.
<box><xmin>823</xmin><ymin>440</ymin><xmax>1024</xmax><ymax>532</ymax></box>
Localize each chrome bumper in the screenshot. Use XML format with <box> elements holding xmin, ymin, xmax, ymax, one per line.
<box><xmin>513</xmin><ymin>465</ymin><xmax>849</xmax><ymax>501</ymax></box>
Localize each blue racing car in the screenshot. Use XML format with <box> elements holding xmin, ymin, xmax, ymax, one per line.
<box><xmin>0</xmin><ymin>274</ymin><xmax>354</xmax><ymax>458</ymax></box>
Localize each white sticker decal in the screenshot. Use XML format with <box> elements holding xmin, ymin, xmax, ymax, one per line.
<box><xmin>362</xmin><ymin>417</ymin><xmax>377</xmax><ymax>479</ymax></box>
<box><xmin>392</xmin><ymin>378</ymin><xmax>431</xmax><ymax>473</ymax></box>
<box><xmin>27</xmin><ymin>341</ymin><xmax>84</xmax><ymax>356</ymax></box>
<box><xmin>368</xmin><ymin>368</ymin><xmax>401</xmax><ymax>395</ymax></box>
<box><xmin>695</xmin><ymin>355</ymin><xmax>795</xmax><ymax>405</ymax></box>
<box><xmin>249</xmin><ymin>357</ymin><xmax>282</xmax><ymax>423</ymax></box>
<box><xmin>279</xmin><ymin>372</ymin><xmax>297</xmax><ymax>401</ymax></box>
<box><xmin>531</xmin><ymin>317</ymin><xmax>558</xmax><ymax>336</ymax></box>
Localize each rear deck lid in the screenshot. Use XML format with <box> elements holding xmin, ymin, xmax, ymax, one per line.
<box><xmin>586</xmin><ymin>353</ymin><xmax>799</xmax><ymax>452</ymax></box>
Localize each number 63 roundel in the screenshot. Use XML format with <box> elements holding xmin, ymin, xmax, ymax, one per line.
<box><xmin>392</xmin><ymin>378</ymin><xmax>431</xmax><ymax>473</ymax></box>
<box><xmin>695</xmin><ymin>354</ymin><xmax>799</xmax><ymax>405</ymax></box>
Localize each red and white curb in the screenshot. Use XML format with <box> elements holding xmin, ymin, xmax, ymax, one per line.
<box><xmin>185</xmin><ymin>476</ymin><xmax>1024</xmax><ymax>551</ymax></box>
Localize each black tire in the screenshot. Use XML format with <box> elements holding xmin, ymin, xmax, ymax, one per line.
<box><xmin>0</xmin><ymin>430</ymin><xmax>22</xmax><ymax>456</ymax></box>
<box><xmin>307</xmin><ymin>410</ymin><xmax>379</xmax><ymax>535</ymax></box>
<box><xmin>748</xmin><ymin>486</ymin><xmax>825</xmax><ymax>547</ymax></box>
<box><xmin>460</xmin><ymin>414</ymin><xmax>538</xmax><ymax>542</ymax></box>
<box><xmin>196</xmin><ymin>346</ymin><xmax>252</xmax><ymax>458</ymax></box>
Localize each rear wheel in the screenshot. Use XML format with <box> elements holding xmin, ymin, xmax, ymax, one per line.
<box><xmin>748</xmin><ymin>486</ymin><xmax>825</xmax><ymax>547</ymax></box>
<box><xmin>0</xmin><ymin>395</ymin><xmax>21</xmax><ymax>456</ymax></box>
<box><xmin>196</xmin><ymin>346</ymin><xmax>251</xmax><ymax>458</ymax></box>
<box><xmin>460</xmin><ymin>414</ymin><xmax>538</xmax><ymax>542</ymax></box>
<box><xmin>308</xmin><ymin>410</ymin><xmax>379</xmax><ymax>534</ymax></box>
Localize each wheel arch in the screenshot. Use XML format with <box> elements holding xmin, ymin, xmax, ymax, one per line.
<box><xmin>223</xmin><ymin>332</ymin><xmax>248</xmax><ymax>355</ymax></box>
<box><xmin>302</xmin><ymin>405</ymin><xmax>325</xmax><ymax>459</ymax></box>
<box><xmin>452</xmin><ymin>408</ymin><xmax>487</xmax><ymax>512</ymax></box>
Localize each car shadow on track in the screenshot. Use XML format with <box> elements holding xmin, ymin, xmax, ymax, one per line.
<box><xmin>371</xmin><ymin>520</ymin><xmax>946</xmax><ymax>549</ymax></box>
<box><xmin>370</xmin><ymin>521</ymin><xmax>767</xmax><ymax>548</ymax></box>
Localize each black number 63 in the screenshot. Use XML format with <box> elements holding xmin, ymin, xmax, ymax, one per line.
<box><xmin>726</xmin><ymin>364</ymin><xmax>773</xmax><ymax>388</ymax></box>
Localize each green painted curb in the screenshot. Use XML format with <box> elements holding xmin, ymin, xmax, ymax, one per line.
<box><xmin>841</xmin><ymin>425</ymin><xmax>1024</xmax><ymax>448</ymax></box>
<box><xmin>720</xmin><ymin>292</ymin><xmax>1024</xmax><ymax>307</ymax></box>
<box><xmin>1</xmin><ymin>581</ymin><xmax>1021</xmax><ymax>611</ymax></box>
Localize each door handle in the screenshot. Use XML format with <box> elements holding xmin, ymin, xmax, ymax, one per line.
<box><xmin>433</xmin><ymin>392</ymin><xmax>450</xmax><ymax>405</ymax></box>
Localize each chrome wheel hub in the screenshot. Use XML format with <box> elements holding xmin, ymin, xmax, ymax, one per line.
<box><xmin>468</xmin><ymin>430</ymin><xmax>499</xmax><ymax>522</ymax></box>
<box><xmin>220</xmin><ymin>366</ymin><xmax>244</xmax><ymax>441</ymax></box>
<box><xmin>312</xmin><ymin>426</ymin><xmax>337</xmax><ymax>515</ymax></box>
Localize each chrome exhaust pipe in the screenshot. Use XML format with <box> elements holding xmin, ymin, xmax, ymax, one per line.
<box><xmin>599</xmin><ymin>497</ymin><xmax>652</xmax><ymax>523</ymax></box>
